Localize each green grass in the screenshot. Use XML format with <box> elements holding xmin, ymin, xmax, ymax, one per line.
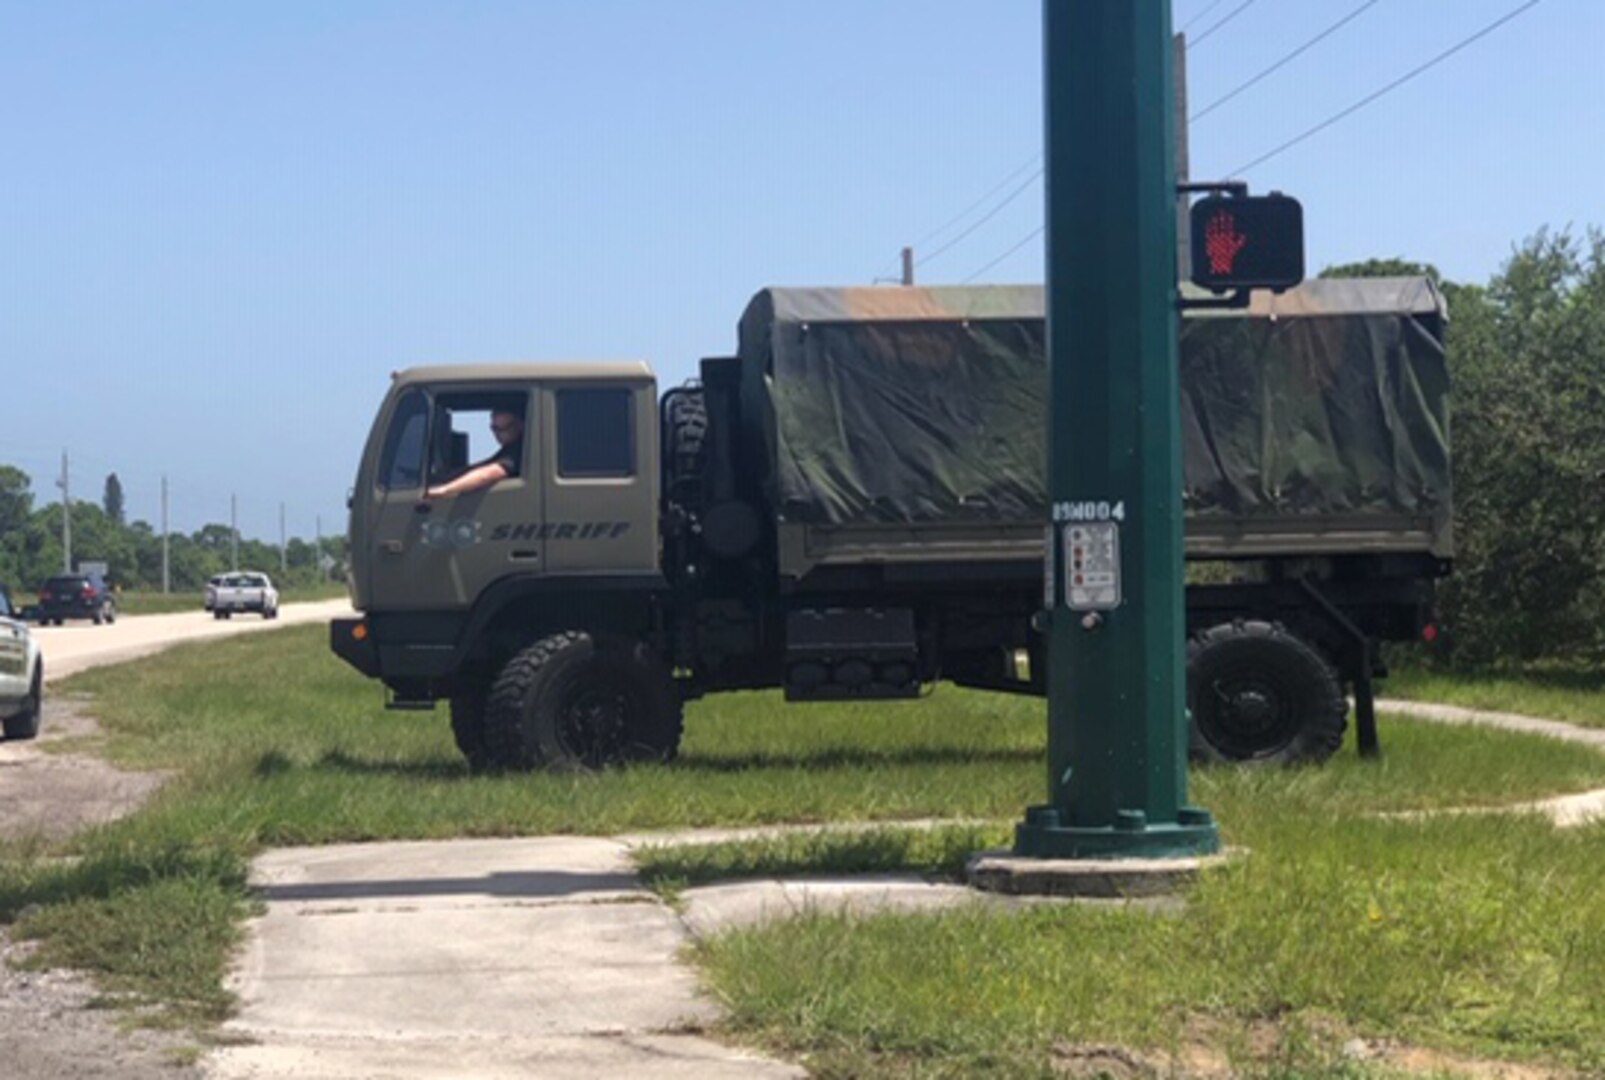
<box><xmin>636</xmin><ymin>823</ymin><xmax>1012</xmax><ymax>897</ymax></box>
<box><xmin>696</xmin><ymin>817</ymin><xmax>1605</xmax><ymax>1078</ymax></box>
<box><xmin>4</xmin><ymin>624</ymin><xmax>1605</xmax><ymax>1069</ymax></box>
<box><xmin>113</xmin><ymin>583</ymin><xmax>348</xmax><ymax>617</ymax></box>
<box><xmin>1386</xmin><ymin>662</ymin><xmax>1605</xmax><ymax>730</ymax></box>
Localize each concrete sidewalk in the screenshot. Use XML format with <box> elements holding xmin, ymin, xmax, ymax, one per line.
<box><xmin>200</xmin><ymin>700</ymin><xmax>1605</xmax><ymax>1078</ymax></box>
<box><xmin>1378</xmin><ymin>698</ymin><xmax>1605</xmax><ymax>828</ymax></box>
<box><xmin>205</xmin><ymin>836</ymin><xmax>805</xmax><ymax>1079</ymax></box>
<box><xmin>202</xmin><ymin>831</ymin><xmax>1051</xmax><ymax>1080</ymax></box>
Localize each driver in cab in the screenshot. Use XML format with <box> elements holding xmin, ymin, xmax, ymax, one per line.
<box><xmin>425</xmin><ymin>410</ymin><xmax>523</xmax><ymax>499</ymax></box>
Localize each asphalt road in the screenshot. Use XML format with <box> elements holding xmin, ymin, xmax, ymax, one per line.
<box><xmin>32</xmin><ymin>599</ymin><xmax>355</xmax><ymax>682</ymax></box>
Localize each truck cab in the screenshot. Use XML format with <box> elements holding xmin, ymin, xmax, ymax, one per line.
<box><xmin>339</xmin><ymin>364</ymin><xmax>666</xmax><ymax>730</ymax></box>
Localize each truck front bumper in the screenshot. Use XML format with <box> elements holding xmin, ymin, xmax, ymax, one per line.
<box><xmin>330</xmin><ymin>618</ymin><xmax>380</xmax><ymax>677</ymax></box>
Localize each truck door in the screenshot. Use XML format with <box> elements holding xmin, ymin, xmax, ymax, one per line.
<box><xmin>540</xmin><ymin>380</ymin><xmax>658</xmax><ymax>575</ymax></box>
<box><xmin>367</xmin><ymin>386</ymin><xmax>544</xmax><ymax>610</ymax></box>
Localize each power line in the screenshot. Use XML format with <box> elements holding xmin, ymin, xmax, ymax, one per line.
<box><xmin>1233</xmin><ymin>0</ymin><xmax>1544</xmax><ymax>176</ymax></box>
<box><xmin>1191</xmin><ymin>0</ymin><xmax>1381</xmax><ymax>123</ymax></box>
<box><xmin>1180</xmin><ymin>0</ymin><xmax>1227</xmax><ymax>34</ymax></box>
<box><xmin>888</xmin><ymin>0</ymin><xmax>1239</xmax><ymax>281</ymax></box>
<box><xmin>1188</xmin><ymin>0</ymin><xmax>1257</xmax><ymax>49</ymax></box>
<box><xmin>963</xmin><ymin>225</ymin><xmax>1045</xmax><ymax>284</ymax></box>
<box><xmin>918</xmin><ymin>169</ymin><xmax>1044</xmax><ymax>268</ymax></box>
<box><xmin>885</xmin><ymin>153</ymin><xmax>1045</xmax><ymax>277</ymax></box>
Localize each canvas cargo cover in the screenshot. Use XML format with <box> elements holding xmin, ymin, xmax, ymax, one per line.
<box><xmin>735</xmin><ymin>279</ymin><xmax>1450</xmax><ymax>549</ymax></box>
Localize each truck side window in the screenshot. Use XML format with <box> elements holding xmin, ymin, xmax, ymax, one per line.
<box><xmin>378</xmin><ymin>390</ymin><xmax>429</xmax><ymax>491</ymax></box>
<box><xmin>430</xmin><ymin>392</ymin><xmax>532</xmax><ymax>485</ymax></box>
<box><xmin>557</xmin><ymin>388</ymin><xmax>634</xmax><ymax>478</ymax></box>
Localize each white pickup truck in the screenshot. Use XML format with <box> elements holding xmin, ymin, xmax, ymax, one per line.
<box><xmin>0</xmin><ymin>584</ymin><xmax>43</xmax><ymax>740</ymax></box>
<box><xmin>208</xmin><ymin>572</ymin><xmax>280</xmax><ymax>620</ymax></box>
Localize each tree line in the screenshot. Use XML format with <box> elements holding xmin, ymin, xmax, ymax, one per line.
<box><xmin>1326</xmin><ymin>229</ymin><xmax>1603</xmax><ymax>667</ymax></box>
<box><xmin>0</xmin><ymin>466</ymin><xmax>345</xmax><ymax>594</ymax></box>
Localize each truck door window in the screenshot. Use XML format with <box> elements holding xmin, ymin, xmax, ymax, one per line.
<box><xmin>378</xmin><ymin>390</ymin><xmax>429</xmax><ymax>491</ymax></box>
<box><xmin>430</xmin><ymin>392</ymin><xmax>531</xmax><ymax>485</ymax></box>
<box><xmin>557</xmin><ymin>388</ymin><xmax>634</xmax><ymax>478</ymax></box>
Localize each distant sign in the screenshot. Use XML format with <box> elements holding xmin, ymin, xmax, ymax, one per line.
<box><xmin>77</xmin><ymin>560</ymin><xmax>109</xmax><ymax>578</ymax></box>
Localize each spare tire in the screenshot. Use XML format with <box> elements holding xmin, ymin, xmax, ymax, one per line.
<box><xmin>1187</xmin><ymin>621</ymin><xmax>1346</xmax><ymax>765</ymax></box>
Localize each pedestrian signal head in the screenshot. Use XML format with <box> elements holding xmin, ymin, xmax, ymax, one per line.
<box><xmin>1189</xmin><ymin>194</ymin><xmax>1304</xmax><ymax>292</ymax></box>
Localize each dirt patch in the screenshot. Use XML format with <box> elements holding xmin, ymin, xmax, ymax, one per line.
<box><xmin>0</xmin><ymin>695</ymin><xmax>168</xmax><ymax>841</ymax></box>
<box><xmin>0</xmin><ymin>930</ymin><xmax>204</xmax><ymax>1079</ymax></box>
<box><xmin>1052</xmin><ymin>1016</ymin><xmax>1585</xmax><ymax>1080</ymax></box>
<box><xmin>2</xmin><ymin>694</ymin><xmax>194</xmax><ymax>1079</ymax></box>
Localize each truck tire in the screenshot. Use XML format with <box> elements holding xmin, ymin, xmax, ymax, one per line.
<box><xmin>3</xmin><ymin>666</ymin><xmax>42</xmax><ymax>741</ymax></box>
<box><xmin>481</xmin><ymin>632</ymin><xmax>683</xmax><ymax>772</ymax></box>
<box><xmin>666</xmin><ymin>389</ymin><xmax>707</xmax><ymax>511</ymax></box>
<box><xmin>449</xmin><ymin>688</ymin><xmax>492</xmax><ymax>771</ymax></box>
<box><xmin>1187</xmin><ymin>621</ymin><xmax>1346</xmax><ymax>765</ymax></box>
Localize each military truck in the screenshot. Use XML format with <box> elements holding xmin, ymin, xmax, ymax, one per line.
<box><xmin>332</xmin><ymin>278</ymin><xmax>1450</xmax><ymax>770</ymax></box>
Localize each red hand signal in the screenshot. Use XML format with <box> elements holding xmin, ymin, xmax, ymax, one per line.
<box><xmin>1204</xmin><ymin>210</ymin><xmax>1249</xmax><ymax>275</ymax></box>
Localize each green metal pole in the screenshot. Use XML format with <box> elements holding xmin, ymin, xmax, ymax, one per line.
<box><xmin>1014</xmin><ymin>0</ymin><xmax>1218</xmax><ymax>859</ymax></box>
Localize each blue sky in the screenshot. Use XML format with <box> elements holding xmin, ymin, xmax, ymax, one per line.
<box><xmin>0</xmin><ymin>0</ymin><xmax>1595</xmax><ymax>541</ymax></box>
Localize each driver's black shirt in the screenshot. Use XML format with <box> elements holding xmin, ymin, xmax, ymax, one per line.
<box><xmin>487</xmin><ymin>438</ymin><xmax>524</xmax><ymax>480</ymax></box>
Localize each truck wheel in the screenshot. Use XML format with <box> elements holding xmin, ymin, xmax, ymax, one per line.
<box><xmin>449</xmin><ymin>688</ymin><xmax>492</xmax><ymax>771</ymax></box>
<box><xmin>92</xmin><ymin>609</ymin><xmax>104</xmax><ymax>626</ymax></box>
<box><xmin>1187</xmin><ymin>621</ymin><xmax>1346</xmax><ymax>765</ymax></box>
<box><xmin>481</xmin><ymin>632</ymin><xmax>683</xmax><ymax>772</ymax></box>
<box><xmin>3</xmin><ymin>666</ymin><xmax>42</xmax><ymax>741</ymax></box>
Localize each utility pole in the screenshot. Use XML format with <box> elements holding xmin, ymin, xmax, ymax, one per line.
<box><xmin>1014</xmin><ymin>0</ymin><xmax>1217</xmax><ymax>859</ymax></box>
<box><xmin>279</xmin><ymin>502</ymin><xmax>287</xmax><ymax>574</ymax></box>
<box><xmin>315</xmin><ymin>514</ymin><xmax>323</xmax><ymax>581</ymax></box>
<box><xmin>58</xmin><ymin>450</ymin><xmax>71</xmax><ymax>573</ymax></box>
<box><xmin>900</xmin><ymin>246</ymin><xmax>915</xmax><ymax>286</ymax></box>
<box><xmin>231</xmin><ymin>494</ymin><xmax>239</xmax><ymax>571</ymax></box>
<box><xmin>161</xmin><ymin>475</ymin><xmax>170</xmax><ymax>594</ymax></box>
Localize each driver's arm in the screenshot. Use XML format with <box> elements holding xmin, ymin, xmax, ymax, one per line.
<box><xmin>425</xmin><ymin>462</ymin><xmax>509</xmax><ymax>499</ymax></box>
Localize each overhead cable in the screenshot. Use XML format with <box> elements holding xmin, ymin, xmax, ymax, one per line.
<box><xmin>917</xmin><ymin>169</ymin><xmax>1043</xmax><ymax>268</ymax></box>
<box><xmin>1191</xmin><ymin>0</ymin><xmax>1382</xmax><ymax>123</ymax></box>
<box><xmin>1233</xmin><ymin>0</ymin><xmax>1544</xmax><ymax>175</ymax></box>
<box><xmin>1188</xmin><ymin>0</ymin><xmax>1258</xmax><ymax>49</ymax></box>
<box><xmin>962</xmin><ymin>225</ymin><xmax>1045</xmax><ymax>284</ymax></box>
<box><xmin>1180</xmin><ymin>0</ymin><xmax>1227</xmax><ymax>34</ymax></box>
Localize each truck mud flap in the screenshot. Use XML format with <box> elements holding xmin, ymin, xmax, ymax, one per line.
<box><xmin>330</xmin><ymin>618</ymin><xmax>380</xmax><ymax>678</ymax></box>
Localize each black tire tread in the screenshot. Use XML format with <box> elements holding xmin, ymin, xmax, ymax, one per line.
<box><xmin>666</xmin><ymin>389</ymin><xmax>708</xmax><ymax>513</ymax></box>
<box><xmin>1187</xmin><ymin>619</ymin><xmax>1346</xmax><ymax>765</ymax></box>
<box><xmin>480</xmin><ymin>632</ymin><xmax>683</xmax><ymax>772</ymax></box>
<box><xmin>3</xmin><ymin>665</ymin><xmax>42</xmax><ymax>741</ymax></box>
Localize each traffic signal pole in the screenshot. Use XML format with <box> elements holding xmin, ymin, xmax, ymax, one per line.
<box><xmin>1013</xmin><ymin>0</ymin><xmax>1219</xmax><ymax>859</ymax></box>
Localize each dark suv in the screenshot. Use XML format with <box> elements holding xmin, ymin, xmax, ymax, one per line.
<box><xmin>37</xmin><ymin>573</ymin><xmax>118</xmax><ymax>626</ymax></box>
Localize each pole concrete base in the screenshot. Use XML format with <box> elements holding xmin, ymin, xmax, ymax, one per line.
<box><xmin>967</xmin><ymin>846</ymin><xmax>1241</xmax><ymax>899</ymax></box>
<box><xmin>1011</xmin><ymin>804</ymin><xmax>1221</xmax><ymax>861</ymax></box>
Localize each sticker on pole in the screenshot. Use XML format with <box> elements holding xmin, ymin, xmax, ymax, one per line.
<box><xmin>1063</xmin><ymin>523</ymin><xmax>1121</xmax><ymax>611</ymax></box>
